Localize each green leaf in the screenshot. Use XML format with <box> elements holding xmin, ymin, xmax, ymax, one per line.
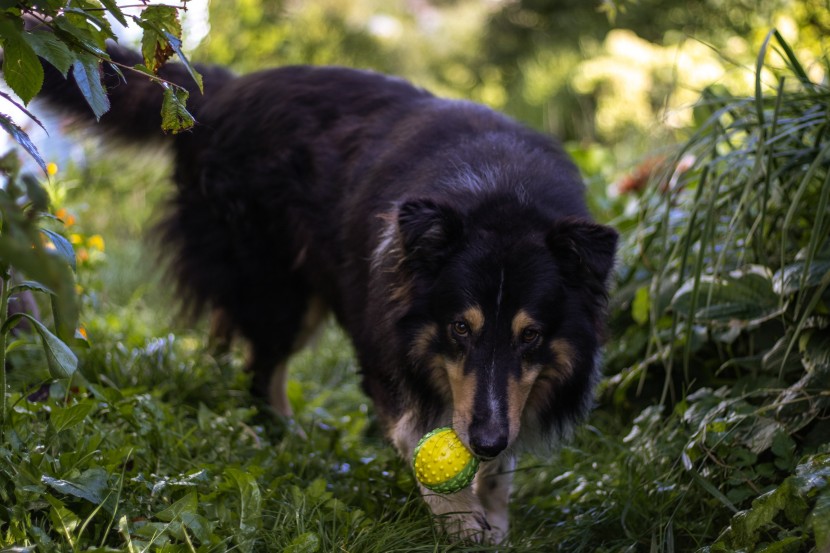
<box><xmin>811</xmin><ymin>490</ymin><xmax>830</xmax><ymax>550</ymax></box>
<box><xmin>22</xmin><ymin>173</ymin><xmax>50</xmax><ymax>212</ymax></box>
<box><xmin>0</xmin><ymin>16</ymin><xmax>44</xmax><ymax>104</ymax></box>
<box><xmin>52</xmin><ymin>16</ymin><xmax>109</xmax><ymax>59</ymax></box>
<box><xmin>24</xmin><ymin>30</ymin><xmax>74</xmax><ymax>77</ymax></box>
<box><xmin>631</xmin><ymin>285</ymin><xmax>650</xmax><ymax>325</ymax></box>
<box><xmin>42</xmin><ymin>468</ymin><xmax>109</xmax><ymax>505</ymax></box>
<box><xmin>161</xmin><ymin>84</ymin><xmax>195</xmax><ymax>134</ymax></box>
<box><xmin>3</xmin><ymin>313</ymin><xmax>78</xmax><ymax>378</ymax></box>
<box><xmin>138</xmin><ymin>5</ymin><xmax>181</xmax><ymax>73</ymax></box>
<box><xmin>40</xmin><ymin>229</ymin><xmax>77</xmax><ymax>271</ymax></box>
<box><xmin>226</xmin><ymin>468</ymin><xmax>261</xmax><ymax>552</ymax></box>
<box><xmin>672</xmin><ymin>266</ymin><xmax>781</xmax><ymax>324</ymax></box>
<box><xmin>71</xmin><ymin>55</ymin><xmax>110</xmax><ymax>120</ymax></box>
<box><xmin>0</xmin><ymin>229</ymin><xmax>78</xmax><ymax>339</ymax></box>
<box><xmin>10</xmin><ymin>280</ymin><xmax>54</xmax><ymax>296</ymax></box>
<box><xmin>283</xmin><ymin>532</ymin><xmax>321</xmax><ymax>553</ymax></box>
<box><xmin>46</xmin><ymin>495</ymin><xmax>80</xmax><ymax>538</ymax></box>
<box><xmin>155</xmin><ymin>491</ymin><xmax>197</xmax><ymax>522</ymax></box>
<box><xmin>99</xmin><ymin>0</ymin><xmax>128</xmax><ymax>27</ymax></box>
<box><xmin>162</xmin><ymin>31</ymin><xmax>203</xmax><ymax>92</ymax></box>
<box><xmin>0</xmin><ymin>115</ymin><xmax>47</xmax><ymax>173</ymax></box>
<box><xmin>773</xmin><ymin>259</ymin><xmax>830</xmax><ymax>295</ymax></box>
<box><xmin>50</xmin><ymin>400</ymin><xmax>94</xmax><ymax>432</ymax></box>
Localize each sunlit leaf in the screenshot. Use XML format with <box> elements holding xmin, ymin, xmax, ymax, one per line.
<box><xmin>25</xmin><ymin>30</ymin><xmax>74</xmax><ymax>77</ymax></box>
<box><xmin>138</xmin><ymin>5</ymin><xmax>181</xmax><ymax>73</ymax></box>
<box><xmin>161</xmin><ymin>84</ymin><xmax>195</xmax><ymax>133</ymax></box>
<box><xmin>0</xmin><ymin>15</ymin><xmax>44</xmax><ymax>104</ymax></box>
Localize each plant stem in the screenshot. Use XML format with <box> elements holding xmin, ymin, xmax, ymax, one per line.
<box><xmin>0</xmin><ymin>268</ymin><xmax>9</xmax><ymax>436</ymax></box>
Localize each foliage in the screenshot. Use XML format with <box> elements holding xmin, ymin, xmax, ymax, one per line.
<box><xmin>0</xmin><ymin>0</ymin><xmax>201</xmax><ymax>448</ymax></box>
<box><xmin>0</xmin><ymin>1</ymin><xmax>201</xmax><ymax>170</ymax></box>
<box><xmin>0</xmin><ymin>152</ymin><xmax>78</xmax><ymax>438</ymax></box>
<box><xmin>605</xmin><ymin>30</ymin><xmax>830</xmax><ymax>550</ymax></box>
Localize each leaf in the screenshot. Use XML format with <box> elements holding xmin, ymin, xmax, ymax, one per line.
<box><xmin>138</xmin><ymin>5</ymin><xmax>181</xmax><ymax>73</ymax></box>
<box><xmin>0</xmin><ymin>115</ymin><xmax>47</xmax><ymax>173</ymax></box>
<box><xmin>162</xmin><ymin>31</ymin><xmax>203</xmax><ymax>92</ymax></box>
<box><xmin>42</xmin><ymin>467</ymin><xmax>109</xmax><ymax>505</ymax></box>
<box><xmin>811</xmin><ymin>489</ymin><xmax>830</xmax><ymax>550</ymax></box>
<box><xmin>631</xmin><ymin>285</ymin><xmax>650</xmax><ymax>325</ymax></box>
<box><xmin>22</xmin><ymin>173</ymin><xmax>50</xmax><ymax>211</ymax></box>
<box><xmin>99</xmin><ymin>0</ymin><xmax>128</xmax><ymax>27</ymax></box>
<box><xmin>24</xmin><ymin>30</ymin><xmax>74</xmax><ymax>77</ymax></box>
<box><xmin>3</xmin><ymin>313</ymin><xmax>78</xmax><ymax>378</ymax></box>
<box><xmin>45</xmin><ymin>495</ymin><xmax>80</xmax><ymax>538</ymax></box>
<box><xmin>773</xmin><ymin>259</ymin><xmax>830</xmax><ymax>295</ymax></box>
<box><xmin>161</xmin><ymin>84</ymin><xmax>195</xmax><ymax>134</ymax></box>
<box><xmin>672</xmin><ymin>266</ymin><xmax>781</xmax><ymax>324</ymax></box>
<box><xmin>10</xmin><ymin>280</ymin><xmax>54</xmax><ymax>296</ymax></box>
<box><xmin>50</xmin><ymin>400</ymin><xmax>94</xmax><ymax>431</ymax></box>
<box><xmin>226</xmin><ymin>468</ymin><xmax>261</xmax><ymax>552</ymax></box>
<box><xmin>71</xmin><ymin>54</ymin><xmax>110</xmax><ymax>120</ymax></box>
<box><xmin>283</xmin><ymin>532</ymin><xmax>321</xmax><ymax>553</ymax></box>
<box><xmin>0</xmin><ymin>15</ymin><xmax>44</xmax><ymax>104</ymax></box>
<box><xmin>52</xmin><ymin>17</ymin><xmax>109</xmax><ymax>60</ymax></box>
<box><xmin>40</xmin><ymin>229</ymin><xmax>77</xmax><ymax>271</ymax></box>
<box><xmin>155</xmin><ymin>491</ymin><xmax>198</xmax><ymax>522</ymax></box>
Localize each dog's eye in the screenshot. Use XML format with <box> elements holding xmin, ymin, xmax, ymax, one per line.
<box><xmin>451</xmin><ymin>321</ymin><xmax>470</xmax><ymax>337</ymax></box>
<box><xmin>521</xmin><ymin>328</ymin><xmax>540</xmax><ymax>343</ymax></box>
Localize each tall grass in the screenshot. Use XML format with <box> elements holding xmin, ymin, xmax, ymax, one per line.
<box><xmin>605</xmin><ymin>30</ymin><xmax>830</xmax><ymax>551</ymax></box>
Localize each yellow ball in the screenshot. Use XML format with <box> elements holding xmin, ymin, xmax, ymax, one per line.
<box><xmin>412</xmin><ymin>427</ymin><xmax>479</xmax><ymax>494</ymax></box>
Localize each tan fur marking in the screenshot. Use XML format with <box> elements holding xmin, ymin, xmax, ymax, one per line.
<box><xmin>462</xmin><ymin>306</ymin><xmax>485</xmax><ymax>335</ymax></box>
<box><xmin>524</xmin><ymin>338</ymin><xmax>578</xmax><ymax>417</ymax></box>
<box><xmin>550</xmin><ymin>338</ymin><xmax>576</xmax><ymax>381</ymax></box>
<box><xmin>446</xmin><ymin>359</ymin><xmax>476</xmax><ymax>442</ymax></box>
<box><xmin>506</xmin><ymin>363</ymin><xmax>542</xmax><ymax>442</ymax></box>
<box><xmin>511</xmin><ymin>309</ymin><xmax>538</xmax><ymax>340</ymax></box>
<box><xmin>410</xmin><ymin>323</ymin><xmax>438</xmax><ymax>361</ymax></box>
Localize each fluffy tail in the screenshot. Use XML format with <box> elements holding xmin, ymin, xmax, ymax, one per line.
<box><xmin>38</xmin><ymin>42</ymin><xmax>234</xmax><ymax>141</ymax></box>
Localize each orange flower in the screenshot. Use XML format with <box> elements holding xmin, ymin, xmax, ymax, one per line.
<box><xmin>55</xmin><ymin>208</ymin><xmax>76</xmax><ymax>227</ymax></box>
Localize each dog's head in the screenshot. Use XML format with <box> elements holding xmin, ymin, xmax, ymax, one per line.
<box><xmin>394</xmin><ymin>196</ymin><xmax>618</xmax><ymax>459</ymax></box>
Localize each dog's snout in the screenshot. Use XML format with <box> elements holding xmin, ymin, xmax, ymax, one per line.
<box><xmin>469</xmin><ymin>416</ymin><xmax>508</xmax><ymax>459</ymax></box>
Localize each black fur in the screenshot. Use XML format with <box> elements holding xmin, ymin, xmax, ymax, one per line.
<box><xmin>29</xmin><ymin>42</ymin><xmax>618</xmax><ymax>541</ymax></box>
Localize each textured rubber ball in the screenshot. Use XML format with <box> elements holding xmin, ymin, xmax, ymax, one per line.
<box><xmin>412</xmin><ymin>427</ymin><xmax>479</xmax><ymax>494</ymax></box>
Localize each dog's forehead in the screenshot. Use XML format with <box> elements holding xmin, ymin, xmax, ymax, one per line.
<box><xmin>444</xmin><ymin>239</ymin><xmax>562</xmax><ymax>320</ymax></box>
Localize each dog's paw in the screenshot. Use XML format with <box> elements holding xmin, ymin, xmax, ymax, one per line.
<box><xmin>422</xmin><ymin>488</ymin><xmax>506</xmax><ymax>544</ymax></box>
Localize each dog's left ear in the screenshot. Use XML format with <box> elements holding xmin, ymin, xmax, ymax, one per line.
<box><xmin>397</xmin><ymin>198</ymin><xmax>464</xmax><ymax>271</ymax></box>
<box><xmin>547</xmin><ymin>219</ymin><xmax>619</xmax><ymax>285</ymax></box>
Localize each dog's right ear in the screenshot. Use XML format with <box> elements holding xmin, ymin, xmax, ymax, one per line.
<box><xmin>397</xmin><ymin>198</ymin><xmax>463</xmax><ymax>271</ymax></box>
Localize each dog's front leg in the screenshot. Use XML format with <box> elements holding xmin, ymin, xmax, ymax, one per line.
<box><xmin>419</xmin><ymin>486</ymin><xmax>491</xmax><ymax>543</ymax></box>
<box><xmin>473</xmin><ymin>456</ymin><xmax>516</xmax><ymax>544</ymax></box>
<box><xmin>390</xmin><ymin>412</ymin><xmax>491</xmax><ymax>542</ymax></box>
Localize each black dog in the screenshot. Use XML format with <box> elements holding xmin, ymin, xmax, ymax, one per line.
<box><xmin>31</xmin><ymin>41</ymin><xmax>618</xmax><ymax>543</ymax></box>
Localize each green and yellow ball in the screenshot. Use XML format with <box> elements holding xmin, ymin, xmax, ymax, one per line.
<box><xmin>412</xmin><ymin>427</ymin><xmax>479</xmax><ymax>494</ymax></box>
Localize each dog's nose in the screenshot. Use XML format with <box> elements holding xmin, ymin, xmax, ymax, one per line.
<box><xmin>469</xmin><ymin>418</ymin><xmax>508</xmax><ymax>459</ymax></box>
